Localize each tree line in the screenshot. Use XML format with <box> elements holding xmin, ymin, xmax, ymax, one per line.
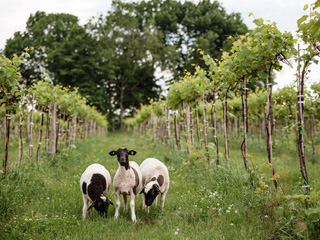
<box><xmin>3</xmin><ymin>0</ymin><xmax>248</xmax><ymax>129</ymax></box>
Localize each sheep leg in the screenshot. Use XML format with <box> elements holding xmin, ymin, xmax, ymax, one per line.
<box><xmin>82</xmin><ymin>196</ymin><xmax>88</xmax><ymax>220</ymax></box>
<box><xmin>154</xmin><ymin>195</ymin><xmax>158</xmax><ymax>207</ymax></box>
<box><xmin>160</xmin><ymin>191</ymin><xmax>167</xmax><ymax>209</ymax></box>
<box><xmin>142</xmin><ymin>195</ymin><xmax>149</xmax><ymax>212</ymax></box>
<box><xmin>114</xmin><ymin>190</ymin><xmax>121</xmax><ymax>219</ymax></box>
<box><xmin>90</xmin><ymin>205</ymin><xmax>94</xmax><ymax>216</ymax></box>
<box><xmin>130</xmin><ymin>191</ymin><xmax>137</xmax><ymax>222</ymax></box>
<box><xmin>142</xmin><ymin>194</ymin><xmax>146</xmax><ymax>210</ymax></box>
<box><xmin>123</xmin><ymin>194</ymin><xmax>128</xmax><ymax>212</ymax></box>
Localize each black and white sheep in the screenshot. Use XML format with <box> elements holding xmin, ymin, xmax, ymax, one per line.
<box><xmin>80</xmin><ymin>163</ymin><xmax>113</xmax><ymax>219</ymax></box>
<box><xmin>109</xmin><ymin>148</ymin><xmax>142</xmax><ymax>222</ymax></box>
<box><xmin>140</xmin><ymin>158</ymin><xmax>169</xmax><ymax>212</ymax></box>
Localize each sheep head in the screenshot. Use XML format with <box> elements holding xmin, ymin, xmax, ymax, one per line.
<box><xmin>140</xmin><ymin>183</ymin><xmax>160</xmax><ymax>206</ymax></box>
<box><xmin>87</xmin><ymin>195</ymin><xmax>113</xmax><ymax>218</ymax></box>
<box><xmin>109</xmin><ymin>148</ymin><xmax>136</xmax><ymax>170</ymax></box>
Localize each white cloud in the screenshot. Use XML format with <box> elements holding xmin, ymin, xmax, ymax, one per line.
<box><xmin>220</xmin><ymin>0</ymin><xmax>314</xmax><ymax>33</ymax></box>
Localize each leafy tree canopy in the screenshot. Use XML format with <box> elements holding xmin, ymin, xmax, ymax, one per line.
<box><xmin>5</xmin><ymin>11</ymin><xmax>107</xmax><ymax>112</ymax></box>
<box><xmin>135</xmin><ymin>0</ymin><xmax>249</xmax><ymax>79</ymax></box>
<box><xmin>4</xmin><ymin>0</ymin><xmax>249</xmax><ymax>129</ymax></box>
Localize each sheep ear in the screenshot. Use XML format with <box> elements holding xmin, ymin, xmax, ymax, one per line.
<box><xmin>100</xmin><ymin>195</ymin><xmax>107</xmax><ymax>202</ymax></box>
<box><xmin>108</xmin><ymin>199</ymin><xmax>114</xmax><ymax>205</ymax></box>
<box><xmin>140</xmin><ymin>188</ymin><xmax>145</xmax><ymax>194</ymax></box>
<box><xmin>109</xmin><ymin>151</ymin><xmax>116</xmax><ymax>156</ymax></box>
<box><xmin>129</xmin><ymin>150</ymin><xmax>137</xmax><ymax>156</ymax></box>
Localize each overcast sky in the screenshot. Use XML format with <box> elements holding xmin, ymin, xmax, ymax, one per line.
<box><xmin>0</xmin><ymin>0</ymin><xmax>319</xmax><ymax>89</ymax></box>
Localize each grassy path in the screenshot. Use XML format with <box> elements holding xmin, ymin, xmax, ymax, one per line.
<box><xmin>0</xmin><ymin>131</ymin><xmax>317</xmax><ymax>239</ymax></box>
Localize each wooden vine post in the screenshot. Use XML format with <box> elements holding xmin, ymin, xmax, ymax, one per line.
<box><xmin>29</xmin><ymin>92</ymin><xmax>35</xmax><ymax>158</ymax></box>
<box><xmin>50</xmin><ymin>102</ymin><xmax>58</xmax><ymax>154</ymax></box>
<box><xmin>60</xmin><ymin>111</ymin><xmax>66</xmax><ymax>148</ymax></box>
<box><xmin>265</xmin><ymin>63</ymin><xmax>277</xmax><ymax>189</ymax></box>
<box><xmin>182</xmin><ymin>102</ymin><xmax>187</xmax><ymax>143</ymax></box>
<box><xmin>223</xmin><ymin>92</ymin><xmax>230</xmax><ymax>164</ymax></box>
<box><xmin>195</xmin><ymin>103</ymin><xmax>202</xmax><ymax>149</ymax></box>
<box><xmin>18</xmin><ymin>101</ymin><xmax>24</xmax><ymax>168</ymax></box>
<box><xmin>186</xmin><ymin>102</ymin><xmax>192</xmax><ymax>155</ymax></box>
<box><xmin>174</xmin><ymin>111</ymin><xmax>181</xmax><ymax>150</ymax></box>
<box><xmin>310</xmin><ymin>98</ymin><xmax>315</xmax><ymax>155</ymax></box>
<box><xmin>296</xmin><ymin>44</ymin><xmax>309</xmax><ymax>194</ymax></box>
<box><xmin>36</xmin><ymin>107</ymin><xmax>44</xmax><ymax>161</ymax></box>
<box><xmin>241</xmin><ymin>75</ymin><xmax>249</xmax><ymax>171</ymax></box>
<box><xmin>166</xmin><ymin>108</ymin><xmax>171</xmax><ymax>147</ymax></box>
<box><xmin>3</xmin><ymin>111</ymin><xmax>11</xmax><ymax>177</ymax></box>
<box><xmin>190</xmin><ymin>107</ymin><xmax>194</xmax><ymax>149</ymax></box>
<box><xmin>202</xmin><ymin>93</ymin><xmax>209</xmax><ymax>163</ymax></box>
<box><xmin>212</xmin><ymin>100</ymin><xmax>219</xmax><ymax>165</ymax></box>
<box><xmin>55</xmin><ymin>113</ymin><xmax>61</xmax><ymax>151</ymax></box>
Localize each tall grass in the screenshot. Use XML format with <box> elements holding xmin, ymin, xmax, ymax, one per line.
<box><xmin>0</xmin><ymin>131</ymin><xmax>319</xmax><ymax>239</ymax></box>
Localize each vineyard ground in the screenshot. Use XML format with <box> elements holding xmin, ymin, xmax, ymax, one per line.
<box><xmin>0</xmin><ymin>131</ymin><xmax>319</xmax><ymax>239</ymax></box>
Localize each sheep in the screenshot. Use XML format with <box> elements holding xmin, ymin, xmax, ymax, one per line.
<box><xmin>80</xmin><ymin>163</ymin><xmax>113</xmax><ymax>219</ymax></box>
<box><xmin>139</xmin><ymin>158</ymin><xmax>170</xmax><ymax>212</ymax></box>
<box><xmin>109</xmin><ymin>147</ymin><xmax>142</xmax><ymax>222</ymax></box>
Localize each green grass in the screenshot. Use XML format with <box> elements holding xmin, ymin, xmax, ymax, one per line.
<box><xmin>1</xmin><ymin>131</ymin><xmax>319</xmax><ymax>239</ymax></box>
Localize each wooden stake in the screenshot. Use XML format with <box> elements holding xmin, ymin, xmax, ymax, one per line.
<box><xmin>36</xmin><ymin>107</ymin><xmax>44</xmax><ymax>161</ymax></box>
<box><xmin>29</xmin><ymin>92</ymin><xmax>35</xmax><ymax>158</ymax></box>
<box><xmin>202</xmin><ymin>93</ymin><xmax>209</xmax><ymax>163</ymax></box>
<box><xmin>223</xmin><ymin>93</ymin><xmax>229</xmax><ymax>164</ymax></box>
<box><xmin>2</xmin><ymin>111</ymin><xmax>11</xmax><ymax>178</ymax></box>
<box><xmin>18</xmin><ymin>107</ymin><xmax>24</xmax><ymax>168</ymax></box>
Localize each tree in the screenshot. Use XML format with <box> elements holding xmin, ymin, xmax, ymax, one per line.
<box><xmin>46</xmin><ymin>24</ymin><xmax>108</xmax><ymax>113</ymax></box>
<box><xmin>135</xmin><ymin>0</ymin><xmax>248</xmax><ymax>79</ymax></box>
<box><xmin>4</xmin><ymin>11</ymin><xmax>79</xmax><ymax>84</ymax></box>
<box><xmin>4</xmin><ymin>11</ymin><xmax>108</xmax><ymax>113</ymax></box>
<box><xmin>91</xmin><ymin>1</ymin><xmax>162</xmax><ymax>129</ymax></box>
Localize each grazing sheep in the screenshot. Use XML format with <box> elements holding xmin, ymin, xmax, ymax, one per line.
<box><xmin>140</xmin><ymin>158</ymin><xmax>169</xmax><ymax>212</ymax></box>
<box><xmin>80</xmin><ymin>163</ymin><xmax>113</xmax><ymax>219</ymax></box>
<box><xmin>109</xmin><ymin>147</ymin><xmax>142</xmax><ymax>222</ymax></box>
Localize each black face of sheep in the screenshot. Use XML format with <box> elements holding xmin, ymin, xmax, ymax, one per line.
<box><xmin>140</xmin><ymin>184</ymin><xmax>160</xmax><ymax>206</ymax></box>
<box><xmin>109</xmin><ymin>148</ymin><xmax>136</xmax><ymax>170</ymax></box>
<box><xmin>88</xmin><ymin>196</ymin><xmax>113</xmax><ymax>217</ymax></box>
